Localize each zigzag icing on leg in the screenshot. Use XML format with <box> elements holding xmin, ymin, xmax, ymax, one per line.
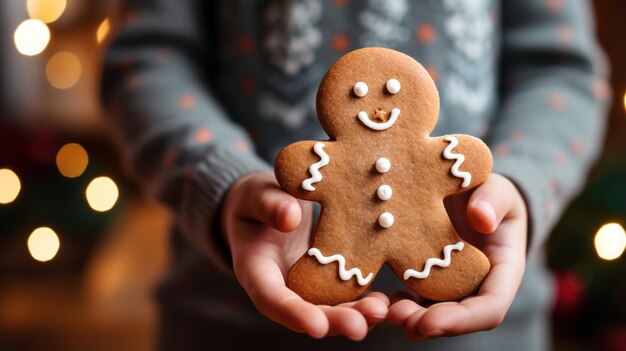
<box><xmin>403</xmin><ymin>242</ymin><xmax>465</xmax><ymax>280</ymax></box>
<box><xmin>308</xmin><ymin>248</ymin><xmax>373</xmax><ymax>286</ymax></box>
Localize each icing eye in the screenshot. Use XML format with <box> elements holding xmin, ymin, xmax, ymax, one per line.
<box><xmin>386</xmin><ymin>79</ymin><xmax>401</xmax><ymax>94</ymax></box>
<box><xmin>353</xmin><ymin>82</ymin><xmax>368</xmax><ymax>97</ymax></box>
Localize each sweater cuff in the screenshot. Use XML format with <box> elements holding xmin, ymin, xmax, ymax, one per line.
<box><xmin>491</xmin><ymin>155</ymin><xmax>551</xmax><ymax>257</ymax></box>
<box><xmin>177</xmin><ymin>147</ymin><xmax>272</xmax><ymax>273</ymax></box>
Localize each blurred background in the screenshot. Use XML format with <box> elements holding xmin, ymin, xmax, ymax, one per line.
<box><xmin>0</xmin><ymin>1</ymin><xmax>624</xmax><ymax>350</ymax></box>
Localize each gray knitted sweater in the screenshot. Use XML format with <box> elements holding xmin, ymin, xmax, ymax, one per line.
<box><xmin>102</xmin><ymin>0</ymin><xmax>609</xmax><ymax>349</ymax></box>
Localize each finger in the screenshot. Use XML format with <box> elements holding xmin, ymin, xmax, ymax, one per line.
<box><xmin>344</xmin><ymin>293</ymin><xmax>389</xmax><ymax>325</ymax></box>
<box><xmin>387</xmin><ymin>299</ymin><xmax>423</xmax><ymax>326</ymax></box>
<box><xmin>467</xmin><ymin>175</ymin><xmax>515</xmax><ymax>234</ymax></box>
<box><xmin>237</xmin><ymin>179</ymin><xmax>302</xmax><ymax>233</ymax></box>
<box><xmin>319</xmin><ymin>305</ymin><xmax>369</xmax><ymax>341</ymax></box>
<box><xmin>240</xmin><ymin>253</ymin><xmax>329</xmax><ymax>338</ymax></box>
<box><xmin>410</xmin><ymin>250</ymin><xmax>524</xmax><ymax>337</ymax></box>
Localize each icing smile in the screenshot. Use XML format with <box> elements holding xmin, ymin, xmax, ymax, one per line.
<box><xmin>358</xmin><ymin>108</ymin><xmax>400</xmax><ymax>131</ymax></box>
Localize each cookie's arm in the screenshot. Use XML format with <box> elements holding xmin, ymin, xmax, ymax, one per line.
<box><xmin>432</xmin><ymin>135</ymin><xmax>493</xmax><ymax>196</ymax></box>
<box><xmin>274</xmin><ymin>140</ymin><xmax>335</xmax><ymax>202</ymax></box>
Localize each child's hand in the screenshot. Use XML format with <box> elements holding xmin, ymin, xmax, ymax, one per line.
<box><xmin>220</xmin><ymin>172</ymin><xmax>389</xmax><ymax>341</ymax></box>
<box><xmin>387</xmin><ymin>173</ymin><xmax>527</xmax><ymax>339</ymax></box>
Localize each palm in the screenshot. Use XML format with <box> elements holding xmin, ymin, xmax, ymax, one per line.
<box><xmin>387</xmin><ymin>174</ymin><xmax>527</xmax><ymax>339</ymax></box>
<box><xmin>223</xmin><ymin>173</ymin><xmax>389</xmax><ymax>340</ymax></box>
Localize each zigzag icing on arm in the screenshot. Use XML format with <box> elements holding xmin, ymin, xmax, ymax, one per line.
<box><xmin>442</xmin><ymin>135</ymin><xmax>472</xmax><ymax>188</ymax></box>
<box><xmin>301</xmin><ymin>142</ymin><xmax>330</xmax><ymax>191</ymax></box>
<box><xmin>403</xmin><ymin>242</ymin><xmax>464</xmax><ymax>280</ymax></box>
<box><xmin>308</xmin><ymin>248</ymin><xmax>373</xmax><ymax>286</ymax></box>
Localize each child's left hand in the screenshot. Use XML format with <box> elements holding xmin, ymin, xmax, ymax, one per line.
<box><xmin>387</xmin><ymin>173</ymin><xmax>528</xmax><ymax>339</ymax></box>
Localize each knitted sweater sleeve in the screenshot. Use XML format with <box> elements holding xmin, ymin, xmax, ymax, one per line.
<box><xmin>101</xmin><ymin>0</ymin><xmax>270</xmax><ymax>271</ymax></box>
<box><xmin>490</xmin><ymin>0</ymin><xmax>610</xmax><ymax>254</ymax></box>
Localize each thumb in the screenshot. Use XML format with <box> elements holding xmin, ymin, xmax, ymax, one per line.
<box><xmin>236</xmin><ymin>174</ymin><xmax>302</xmax><ymax>233</ymax></box>
<box><xmin>466</xmin><ymin>174</ymin><xmax>515</xmax><ymax>234</ymax></box>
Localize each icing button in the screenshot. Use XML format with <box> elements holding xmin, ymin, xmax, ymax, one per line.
<box><xmin>377</xmin><ymin>185</ymin><xmax>393</xmax><ymax>201</ymax></box>
<box><xmin>386</xmin><ymin>78</ymin><xmax>401</xmax><ymax>94</ymax></box>
<box><xmin>375</xmin><ymin>157</ymin><xmax>391</xmax><ymax>173</ymax></box>
<box><xmin>378</xmin><ymin>212</ymin><xmax>394</xmax><ymax>228</ymax></box>
<box><xmin>353</xmin><ymin>82</ymin><xmax>368</xmax><ymax>97</ymax></box>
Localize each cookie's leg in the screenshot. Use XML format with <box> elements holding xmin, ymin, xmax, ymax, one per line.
<box><xmin>389</xmin><ymin>221</ymin><xmax>490</xmax><ymax>302</ymax></box>
<box><xmin>288</xmin><ymin>223</ymin><xmax>384</xmax><ymax>305</ymax></box>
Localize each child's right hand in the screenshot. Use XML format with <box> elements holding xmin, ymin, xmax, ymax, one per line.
<box><xmin>220</xmin><ymin>172</ymin><xmax>389</xmax><ymax>341</ymax></box>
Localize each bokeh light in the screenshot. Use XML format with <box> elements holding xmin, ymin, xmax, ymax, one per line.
<box><xmin>96</xmin><ymin>18</ymin><xmax>110</xmax><ymax>44</ymax></box>
<box><xmin>0</xmin><ymin>169</ymin><xmax>21</xmax><ymax>204</ymax></box>
<box><xmin>27</xmin><ymin>0</ymin><xmax>67</xmax><ymax>23</ymax></box>
<box><xmin>86</xmin><ymin>177</ymin><xmax>119</xmax><ymax>212</ymax></box>
<box><xmin>56</xmin><ymin>143</ymin><xmax>89</xmax><ymax>178</ymax></box>
<box><xmin>594</xmin><ymin>223</ymin><xmax>626</xmax><ymax>261</ymax></box>
<box><xmin>623</xmin><ymin>91</ymin><xmax>626</xmax><ymax>112</ymax></box>
<box><xmin>14</xmin><ymin>19</ymin><xmax>50</xmax><ymax>56</ymax></box>
<box><xmin>27</xmin><ymin>227</ymin><xmax>60</xmax><ymax>262</ymax></box>
<box><xmin>46</xmin><ymin>52</ymin><xmax>82</xmax><ymax>89</ymax></box>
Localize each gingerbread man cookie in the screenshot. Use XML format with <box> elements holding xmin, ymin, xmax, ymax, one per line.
<box><xmin>274</xmin><ymin>48</ymin><xmax>492</xmax><ymax>305</ymax></box>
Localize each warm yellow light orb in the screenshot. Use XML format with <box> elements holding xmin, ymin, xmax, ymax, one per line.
<box><xmin>46</xmin><ymin>52</ymin><xmax>82</xmax><ymax>89</ymax></box>
<box><xmin>0</xmin><ymin>169</ymin><xmax>21</xmax><ymax>204</ymax></box>
<box><xmin>96</xmin><ymin>18</ymin><xmax>110</xmax><ymax>44</ymax></box>
<box><xmin>86</xmin><ymin>177</ymin><xmax>119</xmax><ymax>212</ymax></box>
<box><xmin>594</xmin><ymin>223</ymin><xmax>626</xmax><ymax>261</ymax></box>
<box><xmin>56</xmin><ymin>143</ymin><xmax>89</xmax><ymax>178</ymax></box>
<box><xmin>14</xmin><ymin>19</ymin><xmax>50</xmax><ymax>56</ymax></box>
<box><xmin>623</xmin><ymin>91</ymin><xmax>626</xmax><ymax>112</ymax></box>
<box><xmin>27</xmin><ymin>0</ymin><xmax>67</xmax><ymax>23</ymax></box>
<box><xmin>27</xmin><ymin>227</ymin><xmax>60</xmax><ymax>262</ymax></box>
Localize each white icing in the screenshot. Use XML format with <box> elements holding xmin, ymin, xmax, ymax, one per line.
<box><xmin>378</xmin><ymin>212</ymin><xmax>394</xmax><ymax>228</ymax></box>
<box><xmin>442</xmin><ymin>135</ymin><xmax>472</xmax><ymax>188</ymax></box>
<box><xmin>386</xmin><ymin>78</ymin><xmax>401</xmax><ymax>94</ymax></box>
<box><xmin>353</xmin><ymin>82</ymin><xmax>368</xmax><ymax>97</ymax></box>
<box><xmin>308</xmin><ymin>248</ymin><xmax>373</xmax><ymax>286</ymax></box>
<box><xmin>403</xmin><ymin>242</ymin><xmax>465</xmax><ymax>280</ymax></box>
<box><xmin>302</xmin><ymin>142</ymin><xmax>330</xmax><ymax>191</ymax></box>
<box><xmin>357</xmin><ymin>108</ymin><xmax>400</xmax><ymax>130</ymax></box>
<box><xmin>375</xmin><ymin>157</ymin><xmax>391</xmax><ymax>173</ymax></box>
<box><xmin>377</xmin><ymin>184</ymin><xmax>393</xmax><ymax>201</ymax></box>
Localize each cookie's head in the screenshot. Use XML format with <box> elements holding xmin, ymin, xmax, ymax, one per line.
<box><xmin>317</xmin><ymin>48</ymin><xmax>439</xmax><ymax>140</ymax></box>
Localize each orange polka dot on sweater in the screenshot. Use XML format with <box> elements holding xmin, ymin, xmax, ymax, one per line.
<box><xmin>124</xmin><ymin>8</ymin><xmax>139</xmax><ymax>23</ymax></box>
<box><xmin>557</xmin><ymin>25</ymin><xmax>574</xmax><ymax>44</ymax></box>
<box><xmin>510</xmin><ymin>128</ymin><xmax>526</xmax><ymax>141</ymax></box>
<box><xmin>179</xmin><ymin>94</ymin><xmax>197</xmax><ymax>110</ymax></box>
<box><xmin>240</xmin><ymin>77</ymin><xmax>257</xmax><ymax>95</ymax></box>
<box><xmin>237</xmin><ymin>35</ymin><xmax>255</xmax><ymax>55</ymax></box>
<box><xmin>332</xmin><ymin>0</ymin><xmax>349</xmax><ymax>7</ymax></box>
<box><xmin>570</xmin><ymin>138</ymin><xmax>584</xmax><ymax>156</ymax></box>
<box><xmin>416</xmin><ymin>23</ymin><xmax>436</xmax><ymax>44</ymax></box>
<box><xmin>183</xmin><ymin>168</ymin><xmax>194</xmax><ymax>181</ymax></box>
<box><xmin>554</xmin><ymin>150</ymin><xmax>567</xmax><ymax>166</ymax></box>
<box><xmin>591</xmin><ymin>79</ymin><xmax>610</xmax><ymax>101</ymax></box>
<box><xmin>194</xmin><ymin>128</ymin><xmax>214</xmax><ymax>143</ymax></box>
<box><xmin>546</xmin><ymin>0</ymin><xmax>563</xmax><ymax>12</ymax></box>
<box><xmin>235</xmin><ymin>140</ymin><xmax>248</xmax><ymax>152</ymax></box>
<box><xmin>545</xmin><ymin>197</ymin><xmax>555</xmax><ymax>215</ymax></box>
<box><xmin>425</xmin><ymin>65</ymin><xmax>439</xmax><ymax>83</ymax></box>
<box><xmin>126</xmin><ymin>74</ymin><xmax>142</xmax><ymax>91</ymax></box>
<box><xmin>331</xmin><ymin>33</ymin><xmax>350</xmax><ymax>53</ymax></box>
<box><xmin>157</xmin><ymin>48</ymin><xmax>173</xmax><ymax>61</ymax></box>
<box><xmin>494</xmin><ymin>144</ymin><xmax>509</xmax><ymax>157</ymax></box>
<box><xmin>162</xmin><ymin>151</ymin><xmax>176</xmax><ymax>168</ymax></box>
<box><xmin>549</xmin><ymin>92</ymin><xmax>566</xmax><ymax>109</ymax></box>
